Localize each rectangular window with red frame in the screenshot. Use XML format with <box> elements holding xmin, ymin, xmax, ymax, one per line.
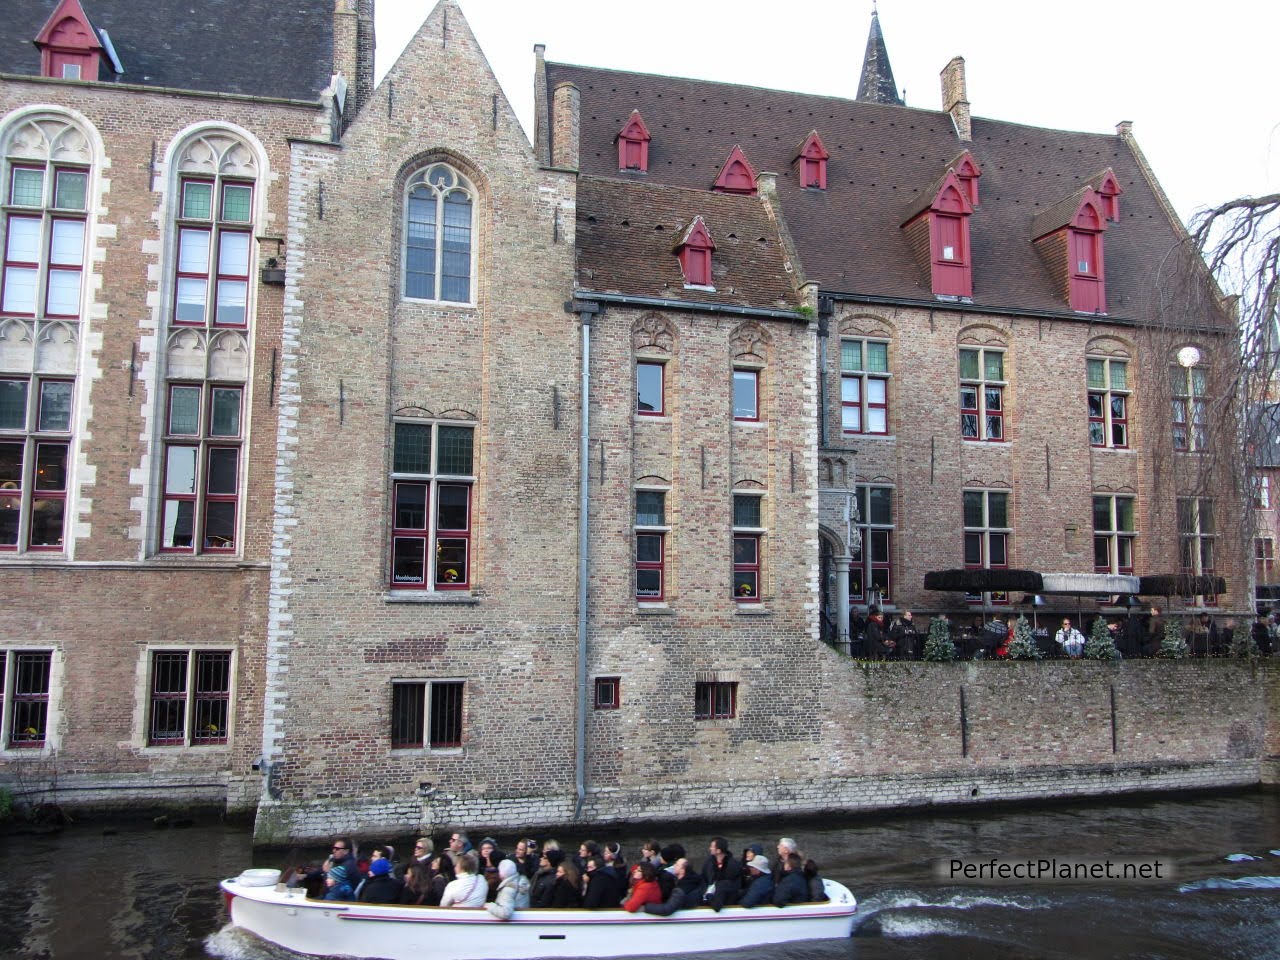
<box><xmin>963</xmin><ymin>489</ymin><xmax>1010</xmax><ymax>604</ymax></box>
<box><xmin>173</xmin><ymin>178</ymin><xmax>253</xmax><ymax>328</ymax></box>
<box><xmin>593</xmin><ymin>676</ymin><xmax>621</xmax><ymax>709</ymax></box>
<box><xmin>159</xmin><ymin>384</ymin><xmax>241</xmax><ymax>554</ymax></box>
<box><xmin>0</xmin><ymin>377</ymin><xmax>73</xmax><ymax>553</ymax></box>
<box><xmin>636</xmin><ymin>360</ymin><xmax>664</xmax><ymax>416</ymax></box>
<box><xmin>635</xmin><ymin>489</ymin><xmax>667</xmax><ymax>601</ymax></box>
<box><xmin>5</xmin><ymin>650</ymin><xmax>52</xmax><ymax>748</ymax></box>
<box><xmin>2</xmin><ymin>162</ymin><xmax>87</xmax><ymax>319</ymax></box>
<box><xmin>848</xmin><ymin>485</ymin><xmax>893</xmax><ymax>605</ymax></box>
<box><xmin>733</xmin><ymin>493</ymin><xmax>763</xmax><ymax>601</ymax></box>
<box><xmin>390</xmin><ymin>421</ymin><xmax>475</xmax><ymax>590</ymax></box>
<box><xmin>1171</xmin><ymin>363</ymin><xmax>1208</xmax><ymax>452</ymax></box>
<box><xmin>1093</xmin><ymin>495</ymin><xmax>1136</xmax><ymax>574</ymax></box>
<box><xmin>959</xmin><ymin>348</ymin><xmax>1005</xmax><ymax>441</ymax></box>
<box><xmin>146</xmin><ymin>649</ymin><xmax>231</xmax><ymax>747</ymax></box>
<box><xmin>1087</xmin><ymin>358</ymin><xmax>1130</xmax><ymax>448</ymax></box>
<box><xmin>841</xmin><ymin>340</ymin><xmax>889</xmax><ymax>435</ymax></box>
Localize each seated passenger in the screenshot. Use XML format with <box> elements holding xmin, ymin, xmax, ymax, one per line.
<box><xmin>622</xmin><ymin>861</ymin><xmax>664</xmax><ymax>913</ymax></box>
<box><xmin>739</xmin><ymin>855</ymin><xmax>774</xmax><ymax>908</ymax></box>
<box><xmin>643</xmin><ymin>858</ymin><xmax>707</xmax><ymax>917</ymax></box>
<box><xmin>440</xmin><ymin>851</ymin><xmax>488</xmax><ymax>907</ymax></box>
<box><xmin>582</xmin><ymin>856</ymin><xmax>623</xmax><ymax>909</ymax></box>
<box><xmin>426</xmin><ymin>853</ymin><xmax>454</xmax><ymax>906</ymax></box>
<box><xmin>359</xmin><ymin>857</ymin><xmax>403</xmax><ymax>903</ymax></box>
<box><xmin>531</xmin><ymin>849</ymin><xmax>563</xmax><ymax>907</ymax></box>
<box><xmin>485</xmin><ymin>859</ymin><xmax>531</xmax><ymax>920</ymax></box>
<box><xmin>772</xmin><ymin>854</ymin><xmax>808</xmax><ymax>906</ymax></box>
<box><xmin>602</xmin><ymin>841</ymin><xmax>627</xmax><ymax>879</ymax></box>
<box><xmin>323</xmin><ymin>861</ymin><xmax>356</xmax><ymax>901</ymax></box>
<box><xmin>512</xmin><ymin>838</ymin><xmax>539</xmax><ymax>879</ymax></box>
<box><xmin>551</xmin><ymin>860</ymin><xmax>583</xmax><ymax>908</ymax></box>
<box><xmin>803</xmin><ymin>859</ymin><xmax>829</xmax><ymax>902</ymax></box>
<box><xmin>476</xmin><ymin>837</ymin><xmax>505</xmax><ymax>872</ymax></box>
<box><xmin>399</xmin><ymin>858</ymin><xmax>433</xmax><ymax>905</ymax></box>
<box><xmin>700</xmin><ymin>837</ymin><xmax>742</xmax><ymax>911</ymax></box>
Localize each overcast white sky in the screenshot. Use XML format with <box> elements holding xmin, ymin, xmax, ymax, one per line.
<box><xmin>373</xmin><ymin>0</ymin><xmax>1278</xmax><ymax>227</ymax></box>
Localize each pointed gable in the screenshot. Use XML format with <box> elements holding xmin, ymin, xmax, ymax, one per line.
<box><xmin>712</xmin><ymin>145</ymin><xmax>757</xmax><ymax>195</ymax></box>
<box><xmin>856</xmin><ymin>8</ymin><xmax>903</xmax><ymax>105</ymax></box>
<box><xmin>616</xmin><ymin>110</ymin><xmax>652</xmax><ymax>172</ymax></box>
<box><xmin>1089</xmin><ymin>168</ymin><xmax>1124</xmax><ymax>221</ymax></box>
<box><xmin>34</xmin><ymin>0</ymin><xmax>104</xmax><ymax>81</ymax></box>
<box><xmin>674</xmin><ymin>215</ymin><xmax>716</xmax><ymax>287</ymax></box>
<box><xmin>952</xmin><ymin>150</ymin><xmax>982</xmax><ymax>207</ymax></box>
<box><xmin>794</xmin><ymin>131</ymin><xmax>829</xmax><ymax>190</ymax></box>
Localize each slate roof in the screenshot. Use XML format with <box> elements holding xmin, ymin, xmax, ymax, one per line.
<box><xmin>856</xmin><ymin>10</ymin><xmax>902</xmax><ymax>106</ymax></box>
<box><xmin>548</xmin><ymin>62</ymin><xmax>1211</xmax><ymax>326</ymax></box>
<box><xmin>575</xmin><ymin>175</ymin><xmax>800</xmax><ymax>312</ymax></box>
<box><xmin>2</xmin><ymin>0</ymin><xmax>334</xmax><ymax>101</ymax></box>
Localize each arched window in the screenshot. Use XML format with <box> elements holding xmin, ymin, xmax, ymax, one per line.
<box><xmin>404</xmin><ymin>163</ymin><xmax>474</xmax><ymax>304</ymax></box>
<box><xmin>159</xmin><ymin>130</ymin><xmax>258</xmax><ymax>555</ymax></box>
<box><xmin>0</xmin><ymin>113</ymin><xmax>94</xmax><ymax>553</ymax></box>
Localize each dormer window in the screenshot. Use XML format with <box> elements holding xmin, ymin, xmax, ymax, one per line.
<box><xmin>34</xmin><ymin>0</ymin><xmax>104</xmax><ymax>82</ymax></box>
<box><xmin>616</xmin><ymin>110</ymin><xmax>651</xmax><ymax>173</ymax></box>
<box><xmin>675</xmin><ymin>216</ymin><xmax>715</xmax><ymax>288</ymax></box>
<box><xmin>902</xmin><ymin>171</ymin><xmax>974</xmax><ymax>299</ymax></box>
<box><xmin>953</xmin><ymin>151</ymin><xmax>982</xmax><ymax>207</ymax></box>
<box><xmin>712</xmin><ymin>146</ymin><xmax>757</xmax><ymax>195</ymax></box>
<box><xmin>1067</xmin><ymin>194</ymin><xmax>1107</xmax><ymax>313</ymax></box>
<box><xmin>1093</xmin><ymin>169</ymin><xmax>1123</xmax><ymax>221</ymax></box>
<box><xmin>794</xmin><ymin>132</ymin><xmax>829</xmax><ymax>190</ymax></box>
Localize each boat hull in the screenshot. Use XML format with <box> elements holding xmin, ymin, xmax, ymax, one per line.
<box><xmin>221</xmin><ymin>877</ymin><xmax>857</xmax><ymax>960</ymax></box>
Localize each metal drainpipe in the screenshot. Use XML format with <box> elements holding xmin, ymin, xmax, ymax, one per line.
<box><xmin>572</xmin><ymin>301</ymin><xmax>598</xmax><ymax>821</ymax></box>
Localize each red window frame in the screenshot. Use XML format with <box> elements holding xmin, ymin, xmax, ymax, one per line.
<box><xmin>2</xmin><ymin>214</ymin><xmax>41</xmax><ymax>317</ymax></box>
<box><xmin>694</xmin><ymin>681</ymin><xmax>737</xmax><ymax>720</ymax></box>
<box><xmin>960</xmin><ymin>348</ymin><xmax>1006</xmax><ymax>443</ymax></box>
<box><xmin>593</xmin><ymin>676</ymin><xmax>621</xmax><ymax>710</ymax></box>
<box><xmin>636</xmin><ymin>532</ymin><xmax>664</xmax><ymax>601</ymax></box>
<box><xmin>0</xmin><ymin>377</ymin><xmax>73</xmax><ymax>554</ymax></box>
<box><xmin>733</xmin><ymin>369</ymin><xmax>759</xmax><ymax>422</ymax></box>
<box><xmin>434</xmin><ymin>483</ymin><xmax>471</xmax><ymax>590</ymax></box>
<box><xmin>159</xmin><ymin>383</ymin><xmax>243</xmax><ymax>555</ymax></box>
<box><xmin>391</xmin><ymin>680</ymin><xmax>465</xmax><ymax>749</ymax></box>
<box><xmin>680</xmin><ymin>245</ymin><xmax>711</xmax><ymax>286</ymax></box>
<box><xmin>636</xmin><ymin>360</ymin><xmax>665</xmax><ymax>416</ymax></box>
<box><xmin>733</xmin><ymin>533</ymin><xmax>760</xmax><ymax>601</ymax></box>
<box><xmin>963</xmin><ymin>491</ymin><xmax>1010</xmax><ymax>605</ymax></box>
<box><xmin>1068</xmin><ymin>227</ymin><xmax>1106</xmax><ymax>313</ymax></box>
<box><xmin>1256</xmin><ymin>537</ymin><xmax>1274</xmax><ymax>581</ymax></box>
<box><xmin>172</xmin><ymin>178</ymin><xmax>253</xmax><ymax>329</ymax></box>
<box><xmin>7</xmin><ymin>650</ymin><xmax>52</xmax><ymax>748</ymax></box>
<box><xmin>616</xmin><ymin>112</ymin><xmax>651</xmax><ymax>172</ymax></box>
<box><xmin>391</xmin><ymin>481</ymin><xmax>430</xmax><ymax>586</ymax></box>
<box><xmin>147</xmin><ymin>650</ymin><xmax>231</xmax><ymax>747</ymax></box>
<box><xmin>428</xmin><ymin>680</ymin><xmax>464</xmax><ymax>748</ymax></box>
<box><xmin>388</xmin><ymin>422</ymin><xmax>475</xmax><ymax>591</ymax></box>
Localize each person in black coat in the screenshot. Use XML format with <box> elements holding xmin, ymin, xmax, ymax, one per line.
<box><xmin>772</xmin><ymin>853</ymin><xmax>808</xmax><ymax>906</ymax></box>
<box><xmin>358</xmin><ymin>858</ymin><xmax>403</xmax><ymax>903</ymax></box>
<box><xmin>581</xmin><ymin>856</ymin><xmax>623</xmax><ymax>909</ymax></box>
<box><xmin>700</xmin><ymin>837</ymin><xmax>742</xmax><ymax>911</ymax></box>
<box><xmin>530</xmin><ymin>849</ymin><xmax>563</xmax><ymax>908</ymax></box>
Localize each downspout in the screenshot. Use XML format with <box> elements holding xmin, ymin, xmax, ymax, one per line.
<box><xmin>571</xmin><ymin>299</ymin><xmax>600</xmax><ymax>821</ymax></box>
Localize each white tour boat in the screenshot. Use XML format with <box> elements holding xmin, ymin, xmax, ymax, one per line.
<box><xmin>220</xmin><ymin>870</ymin><xmax>858</xmax><ymax>960</ymax></box>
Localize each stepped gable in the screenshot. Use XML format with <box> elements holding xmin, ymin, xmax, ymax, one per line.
<box><xmin>576</xmin><ymin>175</ymin><xmax>800</xmax><ymax>312</ymax></box>
<box><xmin>2</xmin><ymin>0</ymin><xmax>334</xmax><ymax>100</ymax></box>
<box><xmin>547</xmin><ymin>61</ymin><xmax>1205</xmax><ymax>326</ymax></box>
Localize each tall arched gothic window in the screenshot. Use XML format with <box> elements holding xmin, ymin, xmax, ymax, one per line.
<box><xmin>159</xmin><ymin>131</ymin><xmax>257</xmax><ymax>555</ymax></box>
<box><xmin>404</xmin><ymin>163</ymin><xmax>474</xmax><ymax>304</ymax></box>
<box><xmin>0</xmin><ymin>113</ymin><xmax>94</xmax><ymax>553</ymax></box>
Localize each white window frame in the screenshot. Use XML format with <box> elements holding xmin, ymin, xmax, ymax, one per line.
<box><xmin>402</xmin><ymin>163</ymin><xmax>476</xmax><ymax>306</ymax></box>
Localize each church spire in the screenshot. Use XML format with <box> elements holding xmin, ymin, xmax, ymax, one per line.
<box><xmin>856</xmin><ymin>5</ymin><xmax>904</xmax><ymax>106</ymax></box>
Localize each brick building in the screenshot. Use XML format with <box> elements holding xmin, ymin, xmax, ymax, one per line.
<box><xmin>0</xmin><ymin>0</ymin><xmax>371</xmax><ymax>811</ymax></box>
<box><xmin>3</xmin><ymin>1</ymin><xmax>1270</xmax><ymax>838</ymax></box>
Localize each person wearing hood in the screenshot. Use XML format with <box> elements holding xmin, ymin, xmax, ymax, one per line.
<box><xmin>358</xmin><ymin>857</ymin><xmax>403</xmax><ymax>903</ymax></box>
<box><xmin>486</xmin><ymin>859</ymin><xmax>531</xmax><ymax>920</ymax></box>
<box><xmin>476</xmin><ymin>837</ymin><xmax>505</xmax><ymax>872</ymax></box>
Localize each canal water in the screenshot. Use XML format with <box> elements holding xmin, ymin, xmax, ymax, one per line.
<box><xmin>1</xmin><ymin>790</ymin><xmax>1277</xmax><ymax>960</ymax></box>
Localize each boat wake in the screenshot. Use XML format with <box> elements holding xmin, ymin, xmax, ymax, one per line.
<box><xmin>1178</xmin><ymin>876</ymin><xmax>1280</xmax><ymax>892</ymax></box>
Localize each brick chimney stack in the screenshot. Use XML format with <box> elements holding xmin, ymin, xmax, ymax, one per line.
<box><xmin>551</xmin><ymin>82</ymin><xmax>580</xmax><ymax>171</ymax></box>
<box><xmin>941</xmin><ymin>56</ymin><xmax>971</xmax><ymax>142</ymax></box>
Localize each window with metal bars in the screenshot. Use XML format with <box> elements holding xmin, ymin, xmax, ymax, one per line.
<box><xmin>694</xmin><ymin>681</ymin><xmax>736</xmax><ymax>720</ymax></box>
<box><xmin>2</xmin><ymin>650</ymin><xmax>52</xmax><ymax>748</ymax></box>
<box><xmin>146</xmin><ymin>649</ymin><xmax>231</xmax><ymax>746</ymax></box>
<box><xmin>391</xmin><ymin>680</ymin><xmax>465</xmax><ymax>749</ymax></box>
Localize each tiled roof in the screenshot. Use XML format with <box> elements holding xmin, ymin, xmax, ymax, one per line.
<box><xmin>548</xmin><ymin>62</ymin><xmax>1208</xmax><ymax>325</ymax></box>
<box><xmin>575</xmin><ymin>175</ymin><xmax>801</xmax><ymax>312</ymax></box>
<box><xmin>2</xmin><ymin>0</ymin><xmax>334</xmax><ymax>101</ymax></box>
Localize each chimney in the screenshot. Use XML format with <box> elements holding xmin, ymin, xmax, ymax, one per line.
<box><xmin>940</xmin><ymin>56</ymin><xmax>971</xmax><ymax>142</ymax></box>
<box><xmin>551</xmin><ymin>81</ymin><xmax>580</xmax><ymax>171</ymax></box>
<box><xmin>1115</xmin><ymin>120</ymin><xmax>1133</xmax><ymax>137</ymax></box>
<box><xmin>533</xmin><ymin>44</ymin><xmax>550</xmax><ymax>165</ymax></box>
<box><xmin>331</xmin><ymin>0</ymin><xmax>374</xmax><ymax>122</ymax></box>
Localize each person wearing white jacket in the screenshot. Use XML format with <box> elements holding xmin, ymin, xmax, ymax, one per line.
<box><xmin>440</xmin><ymin>852</ymin><xmax>488</xmax><ymax>908</ymax></box>
<box><xmin>1055</xmin><ymin>619</ymin><xmax>1086</xmax><ymax>658</ymax></box>
<box><xmin>486</xmin><ymin>859</ymin><xmax>532</xmax><ymax>920</ymax></box>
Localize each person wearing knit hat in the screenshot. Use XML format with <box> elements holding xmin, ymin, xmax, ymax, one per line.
<box><xmin>530</xmin><ymin>848</ymin><xmax>563</xmax><ymax>908</ymax></box>
<box><xmin>486</xmin><ymin>858</ymin><xmax>532</xmax><ymax>919</ymax></box>
<box><xmin>323</xmin><ymin>861</ymin><xmax>355</xmax><ymax>901</ymax></box>
<box><xmin>358</xmin><ymin>856</ymin><xmax>403</xmax><ymax>903</ymax></box>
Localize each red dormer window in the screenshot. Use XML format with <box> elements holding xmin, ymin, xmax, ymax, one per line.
<box><xmin>1093</xmin><ymin>169</ymin><xmax>1123</xmax><ymax>221</ymax></box>
<box><xmin>712</xmin><ymin>146</ymin><xmax>757</xmax><ymax>195</ymax></box>
<box><xmin>794</xmin><ymin>131</ymin><xmax>829</xmax><ymax>190</ymax></box>
<box><xmin>616</xmin><ymin>110</ymin><xmax>651</xmax><ymax>173</ymax></box>
<box><xmin>904</xmin><ymin>171</ymin><xmax>974</xmax><ymax>299</ymax></box>
<box><xmin>953</xmin><ymin>151</ymin><xmax>982</xmax><ymax>207</ymax></box>
<box><xmin>1068</xmin><ymin>191</ymin><xmax>1107</xmax><ymax>313</ymax></box>
<box><xmin>675</xmin><ymin>216</ymin><xmax>715</xmax><ymax>287</ymax></box>
<box><xmin>34</xmin><ymin>0</ymin><xmax>103</xmax><ymax>81</ymax></box>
